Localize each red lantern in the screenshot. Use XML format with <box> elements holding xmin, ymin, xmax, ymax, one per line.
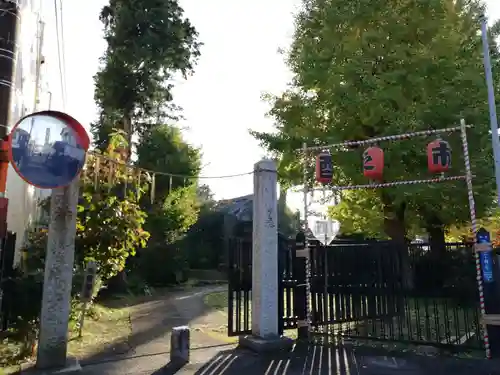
<box><xmin>363</xmin><ymin>146</ymin><xmax>384</xmax><ymax>181</ymax></box>
<box><xmin>427</xmin><ymin>139</ymin><xmax>451</xmax><ymax>173</ymax></box>
<box><xmin>316</xmin><ymin>151</ymin><xmax>333</xmax><ymax>184</ymax></box>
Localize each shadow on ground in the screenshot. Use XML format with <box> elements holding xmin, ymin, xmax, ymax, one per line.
<box><xmin>152</xmin><ymin>342</ymin><xmax>356</xmax><ymax>375</ymax></box>
<box><xmin>150</xmin><ymin>342</ymin><xmax>500</xmax><ymax>375</ymax></box>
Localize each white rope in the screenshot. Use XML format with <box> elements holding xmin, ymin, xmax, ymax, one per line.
<box><xmin>312</xmin><ymin>176</ymin><xmax>467</xmax><ymax>195</ymax></box>
<box><xmin>298</xmin><ymin>125</ymin><xmax>473</xmax><ymax>152</ymax></box>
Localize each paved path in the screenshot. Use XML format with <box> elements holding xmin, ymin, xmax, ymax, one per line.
<box><xmin>81</xmin><ymin>285</ymin><xmax>234</xmax><ymax>375</ymax></box>
<box><xmin>41</xmin><ymin>285</ymin><xmax>500</xmax><ymax>375</ymax></box>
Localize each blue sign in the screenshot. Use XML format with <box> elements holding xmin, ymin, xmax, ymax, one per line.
<box><xmin>477</xmin><ymin>228</ymin><xmax>494</xmax><ymax>283</ymax></box>
<box><xmin>480</xmin><ymin>251</ymin><xmax>494</xmax><ymax>283</ymax></box>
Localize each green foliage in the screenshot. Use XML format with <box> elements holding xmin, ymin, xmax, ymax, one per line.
<box><xmin>77</xmin><ymin>143</ymin><xmax>150</xmax><ymax>280</ymax></box>
<box><xmin>136</xmin><ymin>124</ymin><xmax>201</xmax><ymax>201</ymax></box>
<box><xmin>253</xmin><ymin>0</ymin><xmax>500</xmax><ymax>236</ymax></box>
<box><xmin>328</xmin><ymin>190</ymin><xmax>386</xmax><ymax>239</ymax></box>
<box><xmin>92</xmin><ymin>0</ymin><xmax>201</xmax><ymax>148</ymax></box>
<box><xmin>147</xmin><ymin>185</ymin><xmax>200</xmax><ymax>244</ymax></box>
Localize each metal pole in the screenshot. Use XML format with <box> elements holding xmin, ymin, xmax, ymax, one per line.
<box><xmin>302</xmin><ymin>142</ymin><xmax>308</xmax><ymax>230</ymax></box>
<box><xmin>480</xmin><ymin>14</ymin><xmax>500</xmax><ymax>206</ymax></box>
<box><xmin>460</xmin><ymin>119</ymin><xmax>491</xmax><ymax>359</ymax></box>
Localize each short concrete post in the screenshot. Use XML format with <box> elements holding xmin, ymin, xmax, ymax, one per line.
<box><xmin>170</xmin><ymin>326</ymin><xmax>190</xmax><ymax>365</ymax></box>
<box><xmin>239</xmin><ymin>159</ymin><xmax>293</xmax><ymax>352</ymax></box>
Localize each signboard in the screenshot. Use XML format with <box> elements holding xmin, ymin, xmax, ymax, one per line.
<box><xmin>310</xmin><ymin>219</ymin><xmax>340</xmax><ymax>245</ymax></box>
<box><xmin>81</xmin><ymin>261</ymin><xmax>97</xmax><ymax>302</ymax></box>
<box><xmin>477</xmin><ymin>228</ymin><xmax>494</xmax><ymax>283</ymax></box>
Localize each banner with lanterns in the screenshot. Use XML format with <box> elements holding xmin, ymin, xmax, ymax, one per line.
<box><xmin>315</xmin><ymin>138</ymin><xmax>453</xmax><ymax>184</ymax></box>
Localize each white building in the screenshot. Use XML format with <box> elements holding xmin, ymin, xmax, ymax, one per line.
<box><xmin>6</xmin><ymin>0</ymin><xmax>51</xmax><ymax>262</ymax></box>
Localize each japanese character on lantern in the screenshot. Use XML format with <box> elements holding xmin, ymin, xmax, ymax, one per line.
<box><xmin>363</xmin><ymin>146</ymin><xmax>384</xmax><ymax>181</ymax></box>
<box><xmin>316</xmin><ymin>151</ymin><xmax>333</xmax><ymax>184</ymax></box>
<box><xmin>427</xmin><ymin>139</ymin><xmax>451</xmax><ymax>173</ymax></box>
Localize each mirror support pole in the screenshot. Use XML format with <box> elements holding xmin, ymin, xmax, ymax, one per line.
<box><xmin>36</xmin><ymin>178</ymin><xmax>80</xmax><ymax>370</ymax></box>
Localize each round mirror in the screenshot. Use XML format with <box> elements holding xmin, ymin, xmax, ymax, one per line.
<box><xmin>8</xmin><ymin>111</ymin><xmax>89</xmax><ymax>189</ymax></box>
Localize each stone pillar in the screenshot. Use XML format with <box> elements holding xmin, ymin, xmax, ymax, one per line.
<box><xmin>36</xmin><ymin>179</ymin><xmax>80</xmax><ymax>370</ymax></box>
<box><xmin>239</xmin><ymin>159</ymin><xmax>293</xmax><ymax>352</ymax></box>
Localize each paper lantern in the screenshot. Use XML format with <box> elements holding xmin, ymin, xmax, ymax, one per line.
<box><xmin>316</xmin><ymin>151</ymin><xmax>333</xmax><ymax>184</ymax></box>
<box><xmin>427</xmin><ymin>139</ymin><xmax>451</xmax><ymax>173</ymax></box>
<box><xmin>363</xmin><ymin>146</ymin><xmax>384</xmax><ymax>181</ymax></box>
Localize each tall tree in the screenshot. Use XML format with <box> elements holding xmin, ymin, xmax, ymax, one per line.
<box><xmin>136</xmin><ymin>124</ymin><xmax>201</xmax><ymax>201</ymax></box>
<box><xmin>253</xmin><ymin>0</ymin><xmax>500</xmax><ymax>246</ymax></box>
<box><xmin>93</xmin><ymin>0</ymin><xmax>201</xmax><ymax>152</ymax></box>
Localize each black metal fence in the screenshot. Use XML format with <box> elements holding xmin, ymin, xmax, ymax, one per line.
<box><xmin>227</xmin><ymin>234</ymin><xmax>296</xmax><ymax>336</ymax></box>
<box><xmin>308</xmin><ymin>240</ymin><xmax>482</xmax><ymax>349</ymax></box>
<box><xmin>227</xmin><ymin>233</ymin><xmax>483</xmax><ymax>351</ymax></box>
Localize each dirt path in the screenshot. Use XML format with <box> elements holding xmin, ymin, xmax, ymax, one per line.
<box><xmin>81</xmin><ymin>285</ymin><xmax>235</xmax><ymax>375</ymax></box>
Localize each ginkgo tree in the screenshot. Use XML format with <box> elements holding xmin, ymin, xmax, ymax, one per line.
<box><xmin>252</xmin><ymin>0</ymin><xmax>500</xmax><ymax>249</ymax></box>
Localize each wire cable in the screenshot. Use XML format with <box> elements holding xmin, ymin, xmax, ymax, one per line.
<box><xmin>58</xmin><ymin>0</ymin><xmax>67</xmax><ymax>106</ymax></box>
<box><xmin>88</xmin><ymin>151</ymin><xmax>255</xmax><ymax>180</ymax></box>
<box><xmin>53</xmin><ymin>0</ymin><xmax>66</xmax><ymax>109</ymax></box>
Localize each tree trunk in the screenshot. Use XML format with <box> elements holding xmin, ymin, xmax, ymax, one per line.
<box><xmin>123</xmin><ymin>114</ymin><xmax>133</xmax><ymax>159</ymax></box>
<box><xmin>426</xmin><ymin>214</ymin><xmax>447</xmax><ymax>289</ymax></box>
<box><xmin>382</xmin><ymin>194</ymin><xmax>406</xmax><ymax>243</ymax></box>
<box><xmin>381</xmin><ymin>194</ymin><xmax>413</xmax><ymax>290</ymax></box>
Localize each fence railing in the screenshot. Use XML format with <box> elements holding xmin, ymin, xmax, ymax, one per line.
<box><xmin>308</xmin><ymin>240</ymin><xmax>482</xmax><ymax>349</ymax></box>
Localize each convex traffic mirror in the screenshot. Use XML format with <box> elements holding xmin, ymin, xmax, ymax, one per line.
<box><xmin>8</xmin><ymin>111</ymin><xmax>90</xmax><ymax>189</ymax></box>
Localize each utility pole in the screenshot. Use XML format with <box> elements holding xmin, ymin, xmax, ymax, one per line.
<box><xmin>0</xmin><ymin>0</ymin><xmax>19</xmax><ymax>188</ymax></box>
<box><xmin>480</xmin><ymin>14</ymin><xmax>500</xmax><ymax>206</ymax></box>
<box><xmin>0</xmin><ymin>0</ymin><xmax>19</xmax><ymax>137</ymax></box>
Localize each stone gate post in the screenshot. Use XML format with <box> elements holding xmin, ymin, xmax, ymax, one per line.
<box><xmin>239</xmin><ymin>159</ymin><xmax>293</xmax><ymax>352</ymax></box>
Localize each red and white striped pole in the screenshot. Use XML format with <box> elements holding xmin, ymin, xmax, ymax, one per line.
<box><xmin>460</xmin><ymin>119</ymin><xmax>491</xmax><ymax>359</ymax></box>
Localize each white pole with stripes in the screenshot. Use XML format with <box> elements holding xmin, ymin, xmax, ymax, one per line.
<box><xmin>460</xmin><ymin>118</ymin><xmax>491</xmax><ymax>359</ymax></box>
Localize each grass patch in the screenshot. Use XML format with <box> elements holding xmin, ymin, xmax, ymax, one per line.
<box><xmin>67</xmin><ymin>303</ymin><xmax>131</xmax><ymax>360</ymax></box>
<box><xmin>204</xmin><ymin>291</ymin><xmax>228</xmax><ymax>311</ymax></box>
<box><xmin>0</xmin><ymin>302</ymin><xmax>132</xmax><ymax>373</ymax></box>
<box><xmin>0</xmin><ymin>338</ymin><xmax>24</xmax><ymax>375</ymax></box>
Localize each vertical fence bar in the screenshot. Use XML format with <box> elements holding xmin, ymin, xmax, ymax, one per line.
<box><xmin>460</xmin><ymin>119</ymin><xmax>490</xmax><ymax>358</ymax></box>
<box><xmin>294</xmin><ymin>232</ymin><xmax>308</xmax><ymax>339</ymax></box>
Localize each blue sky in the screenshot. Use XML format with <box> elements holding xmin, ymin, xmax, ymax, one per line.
<box><xmin>41</xmin><ymin>0</ymin><xmax>500</xmax><ymax>212</ymax></box>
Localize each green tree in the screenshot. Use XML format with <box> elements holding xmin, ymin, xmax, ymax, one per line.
<box><xmin>132</xmin><ymin>125</ymin><xmax>202</xmax><ymax>284</ymax></box>
<box><xmin>136</xmin><ymin>124</ymin><xmax>201</xmax><ymax>200</ymax></box>
<box><xmin>25</xmin><ymin>133</ymin><xmax>150</xmax><ymax>282</ymax></box>
<box><xmin>77</xmin><ymin>134</ymin><xmax>150</xmax><ymax>280</ymax></box>
<box><xmin>253</xmin><ymin>0</ymin><xmax>499</xmax><ymax>246</ymax></box>
<box><xmin>92</xmin><ymin>0</ymin><xmax>201</xmax><ymax>151</ymax></box>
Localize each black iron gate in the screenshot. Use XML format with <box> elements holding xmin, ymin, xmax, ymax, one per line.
<box><xmin>307</xmin><ymin>239</ymin><xmax>482</xmax><ymax>350</ymax></box>
<box><xmin>309</xmin><ymin>240</ymin><xmax>404</xmax><ymax>327</ymax></box>
<box><xmin>227</xmin><ymin>234</ymin><xmax>297</xmax><ymax>336</ymax></box>
<box><xmin>227</xmin><ymin>231</ymin><xmax>482</xmax><ymax>350</ymax></box>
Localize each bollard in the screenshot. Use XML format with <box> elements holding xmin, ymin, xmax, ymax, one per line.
<box><xmin>170</xmin><ymin>326</ymin><xmax>190</xmax><ymax>365</ymax></box>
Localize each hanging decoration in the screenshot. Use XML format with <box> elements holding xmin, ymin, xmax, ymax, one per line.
<box><xmin>363</xmin><ymin>146</ymin><xmax>384</xmax><ymax>181</ymax></box>
<box><xmin>427</xmin><ymin>139</ymin><xmax>451</xmax><ymax>173</ymax></box>
<box><xmin>315</xmin><ymin>151</ymin><xmax>333</xmax><ymax>184</ymax></box>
